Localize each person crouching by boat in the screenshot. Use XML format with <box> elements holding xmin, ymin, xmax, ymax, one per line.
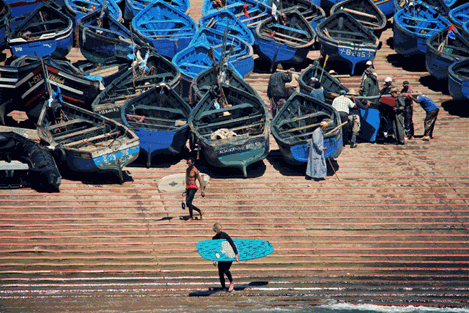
<box><xmin>401</xmin><ymin>81</ymin><xmax>414</xmax><ymax>140</ymax></box>
<box><xmin>389</xmin><ymin>88</ymin><xmax>406</xmax><ymax>145</ymax></box>
<box><xmin>267</xmin><ymin>69</ymin><xmax>292</xmax><ymax>118</ymax></box>
<box><xmin>285</xmin><ymin>68</ymin><xmax>300</xmax><ymax>98</ymax></box>
<box><xmin>347</xmin><ymin>89</ymin><xmax>369</xmax><ymax>148</ymax></box>
<box><xmin>332</xmin><ymin>90</ymin><xmax>356</xmax><ymax>145</ymax></box>
<box><xmin>407</xmin><ymin>91</ymin><xmax>439</xmax><ymax>141</ymax></box>
<box><xmin>306</xmin><ymin>120</ymin><xmax>329</xmax><ymax>181</ymax></box>
<box><xmin>212</xmin><ymin>223</ymin><xmax>239</xmax><ymax>292</ymax></box>
<box><xmin>182</xmin><ymin>157</ymin><xmax>204</xmax><ymax>221</ymax></box>
<box><xmin>309</xmin><ymin>81</ymin><xmax>338</xmax><ymax>103</ymax></box>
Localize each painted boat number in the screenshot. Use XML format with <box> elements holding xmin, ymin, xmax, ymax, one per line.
<box><xmin>340</xmin><ymin>48</ymin><xmax>374</xmax><ymax>58</ymax></box>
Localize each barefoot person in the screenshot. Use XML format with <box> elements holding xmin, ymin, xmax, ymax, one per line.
<box><xmin>183</xmin><ymin>157</ymin><xmax>204</xmax><ymax>221</ymax></box>
<box><xmin>212</xmin><ymin>223</ymin><xmax>239</xmax><ymax>292</ymax></box>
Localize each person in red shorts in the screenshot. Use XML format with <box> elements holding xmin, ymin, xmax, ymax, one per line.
<box><xmin>183</xmin><ymin>157</ymin><xmax>205</xmax><ymax>221</ymax></box>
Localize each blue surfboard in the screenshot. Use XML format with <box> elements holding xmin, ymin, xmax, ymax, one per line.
<box><xmin>196</xmin><ymin>239</ymin><xmax>274</xmax><ymax>262</ymax></box>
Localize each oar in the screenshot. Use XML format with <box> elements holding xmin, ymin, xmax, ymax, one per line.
<box><xmin>318</xmin><ymin>55</ymin><xmax>329</xmax><ymax>83</ymax></box>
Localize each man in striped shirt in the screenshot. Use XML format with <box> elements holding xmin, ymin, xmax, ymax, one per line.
<box><xmin>332</xmin><ymin>90</ymin><xmax>356</xmax><ymax>145</ymax></box>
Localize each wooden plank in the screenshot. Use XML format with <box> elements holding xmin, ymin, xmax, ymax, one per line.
<box><xmin>262</xmin><ymin>31</ymin><xmax>303</xmax><ymax>46</ymax></box>
<box><xmin>355</xmin><ymin>19</ymin><xmax>382</xmax><ymax>27</ymax></box>
<box><xmin>264</xmin><ymin>30</ymin><xmax>309</xmax><ymax>43</ymax></box>
<box><xmin>55</xmin><ymin>126</ymin><xmax>106</xmax><ymax>142</ymax></box>
<box><xmin>277</xmin><ymin>111</ymin><xmax>330</xmax><ymax>128</ymax></box>
<box><xmin>63</xmin><ymin>131</ymin><xmax>120</xmax><ymax>147</ymax></box>
<box><xmin>277</xmin><ymin>122</ymin><xmax>321</xmax><ymax>135</ymax></box>
<box><xmin>341</xmin><ymin>8</ymin><xmax>378</xmax><ymax>19</ymax></box>
<box><xmin>46</xmin><ymin>119</ymin><xmax>86</xmax><ymax>131</ymax></box>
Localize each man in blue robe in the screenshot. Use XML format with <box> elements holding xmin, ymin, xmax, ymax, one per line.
<box><xmin>306</xmin><ymin>120</ymin><xmax>329</xmax><ymax>181</ymax></box>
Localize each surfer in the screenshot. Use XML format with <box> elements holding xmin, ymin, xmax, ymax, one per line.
<box><xmin>183</xmin><ymin>157</ymin><xmax>204</xmax><ymax>221</ymax></box>
<box><xmin>212</xmin><ymin>223</ymin><xmax>239</xmax><ymax>292</ymax></box>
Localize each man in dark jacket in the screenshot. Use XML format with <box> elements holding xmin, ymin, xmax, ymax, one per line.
<box><xmin>267</xmin><ymin>69</ymin><xmax>292</xmax><ymax>117</ymax></box>
<box><xmin>212</xmin><ymin>223</ymin><xmax>239</xmax><ymax>292</ymax></box>
<box><xmin>389</xmin><ymin>88</ymin><xmax>406</xmax><ymax>145</ymax></box>
<box><xmin>401</xmin><ymin>81</ymin><xmax>414</xmax><ymax>140</ymax></box>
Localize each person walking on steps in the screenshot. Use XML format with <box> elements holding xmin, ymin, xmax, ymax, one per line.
<box><xmin>212</xmin><ymin>223</ymin><xmax>239</xmax><ymax>292</ymax></box>
<box><xmin>306</xmin><ymin>120</ymin><xmax>329</xmax><ymax>181</ymax></box>
<box><xmin>182</xmin><ymin>157</ymin><xmax>204</xmax><ymax>221</ymax></box>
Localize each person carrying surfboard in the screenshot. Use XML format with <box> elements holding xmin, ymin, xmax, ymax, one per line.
<box><xmin>212</xmin><ymin>223</ymin><xmax>239</xmax><ymax>292</ymax></box>
<box><xmin>183</xmin><ymin>157</ymin><xmax>204</xmax><ymax>221</ymax></box>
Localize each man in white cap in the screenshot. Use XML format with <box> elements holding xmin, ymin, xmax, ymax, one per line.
<box><xmin>359</xmin><ymin>60</ymin><xmax>376</xmax><ymax>93</ymax></box>
<box><xmin>380</xmin><ymin>77</ymin><xmax>394</xmax><ymax>96</ymax></box>
<box><xmin>378</xmin><ymin>77</ymin><xmax>395</xmax><ymax>140</ymax></box>
<box><xmin>306</xmin><ymin>120</ymin><xmax>329</xmax><ymax>181</ymax></box>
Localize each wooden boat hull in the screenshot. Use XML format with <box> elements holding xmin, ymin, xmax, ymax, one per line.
<box><xmin>271</xmin><ymin>92</ymin><xmax>343</xmax><ymax>165</ymax></box>
<box><xmin>449</xmin><ymin>3</ymin><xmax>469</xmax><ymax>28</ymax></box>
<box><xmin>317</xmin><ymin>11</ymin><xmax>379</xmax><ymax>75</ymax></box>
<box><xmin>322</xmin><ymin>0</ymin><xmax>395</xmax><ymax>16</ymax></box>
<box><xmin>198</xmin><ymin>10</ymin><xmax>255</xmax><ymax>46</ymax></box>
<box><xmin>124</xmin><ymin>0</ymin><xmax>190</xmax><ymax>21</ymax></box>
<box><xmin>191</xmin><ymin>65</ymin><xmax>260</xmax><ymax>106</ymax></box>
<box><xmin>78</xmin><ymin>8</ymin><xmax>151</xmax><ymax>64</ymax></box>
<box><xmin>255</xmin><ymin>10</ymin><xmax>316</xmax><ymax>65</ymax></box>
<box><xmin>1</xmin><ymin>56</ymin><xmax>101</xmax><ymax>126</ymax></box>
<box><xmin>188</xmin><ymin>86</ymin><xmax>270</xmax><ymax>177</ymax></box>
<box><xmin>425</xmin><ymin>26</ymin><xmax>469</xmax><ymax>81</ymax></box>
<box><xmin>393</xmin><ymin>4</ymin><xmax>450</xmax><ymax>57</ymax></box>
<box><xmin>330</xmin><ymin>0</ymin><xmax>386</xmax><ymax>38</ymax></box>
<box><xmin>7</xmin><ymin>3</ymin><xmax>74</xmax><ymax>59</ymax></box>
<box><xmin>65</xmin><ymin>0</ymin><xmax>122</xmax><ymax>23</ymax></box>
<box><xmin>92</xmin><ymin>49</ymin><xmax>182</xmax><ymax>120</ymax></box>
<box><xmin>37</xmin><ymin>101</ymin><xmax>140</xmax><ymax>174</ymax></box>
<box><xmin>298</xmin><ymin>61</ymin><xmax>349</xmax><ymax>100</ymax></box>
<box><xmin>132</xmin><ymin>0</ymin><xmax>197</xmax><ymax>59</ymax></box>
<box><xmin>5</xmin><ymin>0</ymin><xmax>49</xmax><ymax>17</ymax></box>
<box><xmin>173</xmin><ymin>28</ymin><xmax>253</xmax><ymax>98</ymax></box>
<box><xmin>121</xmin><ymin>85</ymin><xmax>192</xmax><ymax>161</ymax></box>
<box><xmin>448</xmin><ymin>58</ymin><xmax>469</xmax><ymax>101</ymax></box>
<box><xmin>203</xmin><ymin>0</ymin><xmax>271</xmax><ymax>35</ymax></box>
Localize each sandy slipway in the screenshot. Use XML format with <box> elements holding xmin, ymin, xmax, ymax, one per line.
<box><xmin>0</xmin><ymin>0</ymin><xmax>469</xmax><ymax>311</ymax></box>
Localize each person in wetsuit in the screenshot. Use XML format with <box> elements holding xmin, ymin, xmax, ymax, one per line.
<box><xmin>183</xmin><ymin>157</ymin><xmax>204</xmax><ymax>221</ymax></box>
<box><xmin>212</xmin><ymin>223</ymin><xmax>239</xmax><ymax>292</ymax></box>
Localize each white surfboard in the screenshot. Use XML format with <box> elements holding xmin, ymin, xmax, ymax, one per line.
<box><xmin>158</xmin><ymin>172</ymin><xmax>211</xmax><ymax>193</ymax></box>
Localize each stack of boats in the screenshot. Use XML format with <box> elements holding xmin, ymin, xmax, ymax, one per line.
<box><xmin>1</xmin><ymin>0</ymin><xmax>469</xmax><ymax>187</ymax></box>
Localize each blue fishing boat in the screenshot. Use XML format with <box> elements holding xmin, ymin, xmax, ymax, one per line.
<box><xmin>280</xmin><ymin>0</ymin><xmax>325</xmax><ymax>29</ymax></box>
<box><xmin>173</xmin><ymin>27</ymin><xmax>253</xmax><ymax>98</ymax></box>
<box><xmin>92</xmin><ymin>48</ymin><xmax>182</xmax><ymax>120</ymax></box>
<box><xmin>449</xmin><ymin>3</ymin><xmax>469</xmax><ymax>28</ymax></box>
<box><xmin>65</xmin><ymin>0</ymin><xmax>122</xmax><ymax>23</ymax></box>
<box><xmin>78</xmin><ymin>7</ymin><xmax>151</xmax><ymax>64</ymax></box>
<box><xmin>298</xmin><ymin>61</ymin><xmax>349</xmax><ymax>98</ymax></box>
<box><xmin>37</xmin><ymin>99</ymin><xmax>140</xmax><ymax>178</ymax></box>
<box><xmin>271</xmin><ymin>92</ymin><xmax>343</xmax><ymax>165</ymax></box>
<box><xmin>121</xmin><ymin>84</ymin><xmax>192</xmax><ymax>166</ymax></box>
<box><xmin>393</xmin><ymin>2</ymin><xmax>450</xmax><ymax>57</ymax></box>
<box><xmin>448</xmin><ymin>58</ymin><xmax>469</xmax><ymax>101</ymax></box>
<box><xmin>124</xmin><ymin>0</ymin><xmax>190</xmax><ymax>21</ymax></box>
<box><xmin>425</xmin><ymin>25</ymin><xmax>469</xmax><ymax>80</ymax></box>
<box><xmin>77</xmin><ymin>59</ymin><xmax>130</xmax><ymax>87</ymax></box>
<box><xmin>5</xmin><ymin>0</ymin><xmax>54</xmax><ymax>18</ymax></box>
<box><xmin>203</xmin><ymin>0</ymin><xmax>271</xmax><ymax>33</ymax></box>
<box><xmin>188</xmin><ymin>85</ymin><xmax>270</xmax><ymax>178</ymax></box>
<box><xmin>1</xmin><ymin>56</ymin><xmax>102</xmax><ymax>125</ymax></box>
<box><xmin>323</xmin><ymin>0</ymin><xmax>395</xmax><ymax>17</ymax></box>
<box><xmin>7</xmin><ymin>2</ymin><xmax>73</xmax><ymax>59</ymax></box>
<box><xmin>198</xmin><ymin>9</ymin><xmax>255</xmax><ymax>46</ymax></box>
<box><xmin>191</xmin><ymin>63</ymin><xmax>260</xmax><ymax>106</ymax></box>
<box><xmin>256</xmin><ymin>9</ymin><xmax>315</xmax><ymax>68</ymax></box>
<box><xmin>132</xmin><ymin>0</ymin><xmax>197</xmax><ymax>59</ymax></box>
<box><xmin>316</xmin><ymin>10</ymin><xmax>379</xmax><ymax>75</ymax></box>
<box><xmin>331</xmin><ymin>0</ymin><xmax>386</xmax><ymax>38</ymax></box>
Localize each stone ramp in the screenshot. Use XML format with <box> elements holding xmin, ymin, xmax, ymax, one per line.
<box><xmin>1</xmin><ymin>5</ymin><xmax>469</xmax><ymax>312</ymax></box>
